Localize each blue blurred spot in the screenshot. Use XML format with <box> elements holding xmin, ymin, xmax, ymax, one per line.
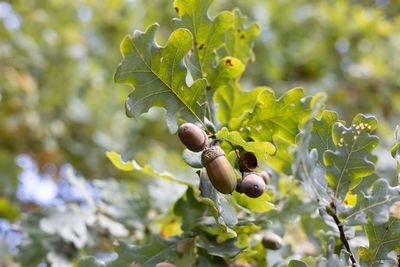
<box><xmin>0</xmin><ymin>1</ymin><xmax>12</xmax><ymax>19</ymax></box>
<box><xmin>376</xmin><ymin>0</ymin><xmax>390</xmax><ymax>9</ymax></box>
<box><xmin>78</xmin><ymin>6</ymin><xmax>92</xmax><ymax>22</ymax></box>
<box><xmin>335</xmin><ymin>38</ymin><xmax>350</xmax><ymax>54</ymax></box>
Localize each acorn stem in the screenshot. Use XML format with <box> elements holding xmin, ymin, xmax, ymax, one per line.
<box><xmin>223</xmin><ymin>139</ymin><xmax>241</xmax><ymax>159</ymax></box>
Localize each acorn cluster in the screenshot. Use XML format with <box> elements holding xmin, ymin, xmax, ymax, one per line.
<box><xmin>178</xmin><ymin>123</ymin><xmax>269</xmax><ymax>197</ymax></box>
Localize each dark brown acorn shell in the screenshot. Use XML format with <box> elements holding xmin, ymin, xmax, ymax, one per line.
<box><xmin>238</xmin><ymin>151</ymin><xmax>258</xmax><ymax>173</ymax></box>
<box><xmin>241</xmin><ymin>173</ymin><xmax>266</xmax><ymax>198</ymax></box>
<box><xmin>178</xmin><ymin>123</ymin><xmax>208</xmax><ymax>152</ymax></box>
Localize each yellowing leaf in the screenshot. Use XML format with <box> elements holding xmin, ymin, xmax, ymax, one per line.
<box><xmin>216</xmin><ymin>127</ymin><xmax>275</xmax><ymax>161</ymax></box>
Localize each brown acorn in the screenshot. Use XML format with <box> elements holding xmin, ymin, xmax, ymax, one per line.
<box><xmin>241</xmin><ymin>173</ymin><xmax>266</xmax><ymax>198</ymax></box>
<box><xmin>238</xmin><ymin>151</ymin><xmax>258</xmax><ymax>173</ymax></box>
<box><xmin>201</xmin><ymin>146</ymin><xmax>237</xmax><ymax>194</ymax></box>
<box><xmin>235</xmin><ymin>178</ymin><xmax>243</xmax><ymax>193</ymax></box>
<box><xmin>262</xmin><ymin>232</ymin><xmax>283</xmax><ymax>250</ymax></box>
<box><xmin>178</xmin><ymin>123</ymin><xmax>208</xmax><ymax>152</ymax></box>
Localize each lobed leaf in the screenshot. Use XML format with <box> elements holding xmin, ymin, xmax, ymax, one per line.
<box><xmin>338</xmin><ymin>179</ymin><xmax>400</xmax><ymax>226</ymax></box>
<box><xmin>324</xmin><ymin>114</ymin><xmax>379</xmax><ymax>201</ymax></box>
<box><xmin>231</xmin><ymin>88</ymin><xmax>314</xmax><ymax>174</ymax></box>
<box><xmin>216</xmin><ymin>127</ymin><xmax>275</xmax><ymax>161</ymax></box>
<box><xmin>114</xmin><ymin>23</ymin><xmax>207</xmax><ymax>133</ymax></box>
<box><xmin>197</xmin><ymin>231</ymin><xmax>246</xmax><ymax>258</ymax></box>
<box><xmin>113</xmin><ymin>235</ymin><xmax>188</xmax><ymax>267</ymax></box>
<box><xmin>232</xmin><ymin>191</ymin><xmax>274</xmax><ymax>212</ymax></box>
<box><xmin>106</xmin><ymin>151</ymin><xmax>195</xmax><ymax>186</ymax></box>
<box><xmin>215</xmin><ymin>85</ymin><xmax>266</xmax><ymax>127</ymax></box>
<box><xmin>309</xmin><ymin>110</ymin><xmax>342</xmax><ymax>164</ymax></box>
<box><xmin>199</xmin><ymin>171</ymin><xmax>238</xmax><ymax>228</ymax></box>
<box><xmin>174</xmin><ymin>187</ymin><xmax>208</xmax><ymax>232</ymax></box>
<box><xmin>359</xmin><ymin>216</ymin><xmax>400</xmax><ymax>266</ymax></box>
<box><xmin>292</xmin><ymin>93</ymin><xmax>331</xmax><ymax>204</ymax></box>
<box><xmin>173</xmin><ymin>0</ymin><xmax>234</xmax><ymax>81</ymax></box>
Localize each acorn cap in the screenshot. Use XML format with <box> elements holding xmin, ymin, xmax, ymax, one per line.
<box><xmin>201</xmin><ymin>146</ymin><xmax>225</xmax><ymax>166</ymax></box>
<box><xmin>238</xmin><ymin>151</ymin><xmax>258</xmax><ymax>172</ymax></box>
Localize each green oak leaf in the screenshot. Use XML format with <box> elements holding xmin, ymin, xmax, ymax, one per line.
<box><xmin>232</xmin><ymin>191</ymin><xmax>274</xmax><ymax>212</ymax></box>
<box><xmin>174</xmin><ymin>187</ymin><xmax>208</xmax><ymax>232</ymax></box>
<box><xmin>292</xmin><ymin>92</ymin><xmax>331</xmax><ymax>203</ymax></box>
<box><xmin>231</xmin><ymin>88</ymin><xmax>313</xmax><ymax>143</ymax></box>
<box><xmin>324</xmin><ymin>114</ymin><xmax>379</xmax><ymax>201</ymax></box>
<box><xmin>172</xmin><ymin>0</ymin><xmax>234</xmax><ymax>81</ymax></box>
<box><xmin>106</xmin><ymin>151</ymin><xmax>195</xmax><ymax>186</ymax></box>
<box><xmin>288</xmin><ymin>260</ymin><xmax>310</xmax><ymax>267</ymax></box>
<box><xmin>113</xmin><ymin>235</ymin><xmax>188</xmax><ymax>267</ymax></box>
<box><xmin>197</xmin><ymin>247</ymin><xmax>229</xmax><ymax>267</ymax></box>
<box><xmin>197</xmin><ymin>231</ymin><xmax>246</xmax><ymax>258</ymax></box>
<box><xmin>359</xmin><ymin>216</ymin><xmax>400</xmax><ymax>266</ymax></box>
<box><xmin>316</xmin><ymin>237</ymin><xmax>351</xmax><ymax>267</ymax></box>
<box><xmin>216</xmin><ymin>9</ymin><xmax>260</xmax><ymax>65</ymax></box>
<box><xmin>230</xmin><ymin>88</ymin><xmax>314</xmax><ymax>174</ymax></box>
<box><xmin>114</xmin><ymin>23</ymin><xmax>207</xmax><ymax>133</ymax></box>
<box><xmin>216</xmin><ymin>127</ymin><xmax>275</xmax><ymax>161</ymax></box>
<box><xmin>215</xmin><ymin>85</ymin><xmax>266</xmax><ymax>127</ymax></box>
<box><xmin>338</xmin><ymin>179</ymin><xmax>400</xmax><ymax>226</ymax></box>
<box><xmin>172</xmin><ymin>1</ymin><xmax>259</xmax><ymax>127</ymax></box>
<box><xmin>182</xmin><ymin>149</ymin><xmax>203</xmax><ymax>168</ymax></box>
<box><xmin>199</xmin><ymin>171</ymin><xmax>238</xmax><ymax>228</ymax></box>
<box><xmin>78</xmin><ymin>257</ymin><xmax>113</xmax><ymax>267</ymax></box>
<box><xmin>391</xmin><ymin>125</ymin><xmax>400</xmax><ymax>176</ymax></box>
<box><xmin>309</xmin><ymin>110</ymin><xmax>343</xmax><ymax>163</ymax></box>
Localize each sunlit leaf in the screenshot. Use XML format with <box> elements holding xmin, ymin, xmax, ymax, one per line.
<box><xmin>216</xmin><ymin>127</ymin><xmax>275</xmax><ymax>161</ymax></box>
<box><xmin>114</xmin><ymin>23</ymin><xmax>207</xmax><ymax>133</ymax></box>
<box><xmin>324</xmin><ymin>114</ymin><xmax>379</xmax><ymax>201</ymax></box>
<box><xmin>231</xmin><ymin>88</ymin><xmax>315</xmax><ymax>174</ymax></box>
<box><xmin>232</xmin><ymin>191</ymin><xmax>274</xmax><ymax>212</ymax></box>
<box><xmin>338</xmin><ymin>179</ymin><xmax>400</xmax><ymax>226</ymax></box>
<box><xmin>106</xmin><ymin>151</ymin><xmax>195</xmax><ymax>186</ymax></box>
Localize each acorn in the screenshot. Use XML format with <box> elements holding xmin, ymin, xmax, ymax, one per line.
<box><xmin>238</xmin><ymin>151</ymin><xmax>258</xmax><ymax>173</ymax></box>
<box><xmin>262</xmin><ymin>232</ymin><xmax>283</xmax><ymax>250</ymax></box>
<box><xmin>178</xmin><ymin>123</ymin><xmax>208</xmax><ymax>152</ymax></box>
<box><xmin>241</xmin><ymin>173</ymin><xmax>266</xmax><ymax>198</ymax></box>
<box><xmin>235</xmin><ymin>178</ymin><xmax>243</xmax><ymax>193</ymax></box>
<box><xmin>201</xmin><ymin>145</ymin><xmax>237</xmax><ymax>194</ymax></box>
<box><xmin>258</xmin><ymin>171</ymin><xmax>270</xmax><ymax>185</ymax></box>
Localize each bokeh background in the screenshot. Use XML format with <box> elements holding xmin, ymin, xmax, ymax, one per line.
<box><xmin>1</xmin><ymin>0</ymin><xmax>400</xmax><ymax>265</ymax></box>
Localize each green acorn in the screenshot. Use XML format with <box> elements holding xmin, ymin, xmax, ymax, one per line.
<box><xmin>201</xmin><ymin>145</ymin><xmax>237</xmax><ymax>194</ymax></box>
<box><xmin>262</xmin><ymin>232</ymin><xmax>283</xmax><ymax>250</ymax></box>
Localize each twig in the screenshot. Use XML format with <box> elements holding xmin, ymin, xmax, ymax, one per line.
<box><xmin>397</xmin><ymin>251</ymin><xmax>400</xmax><ymax>267</ymax></box>
<box><xmin>223</xmin><ymin>139</ymin><xmax>240</xmax><ymax>159</ymax></box>
<box><xmin>326</xmin><ymin>203</ymin><xmax>358</xmax><ymax>267</ymax></box>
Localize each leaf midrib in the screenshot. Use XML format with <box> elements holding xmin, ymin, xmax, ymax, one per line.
<box><xmin>129</xmin><ymin>33</ymin><xmax>206</xmax><ymax>130</ymax></box>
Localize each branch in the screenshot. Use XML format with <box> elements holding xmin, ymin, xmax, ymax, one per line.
<box><xmin>397</xmin><ymin>251</ymin><xmax>400</xmax><ymax>267</ymax></box>
<box><xmin>326</xmin><ymin>202</ymin><xmax>358</xmax><ymax>266</ymax></box>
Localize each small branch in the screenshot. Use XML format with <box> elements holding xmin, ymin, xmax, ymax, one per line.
<box><xmin>223</xmin><ymin>139</ymin><xmax>240</xmax><ymax>159</ymax></box>
<box><xmin>326</xmin><ymin>203</ymin><xmax>358</xmax><ymax>267</ymax></box>
<box><xmin>397</xmin><ymin>251</ymin><xmax>400</xmax><ymax>267</ymax></box>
